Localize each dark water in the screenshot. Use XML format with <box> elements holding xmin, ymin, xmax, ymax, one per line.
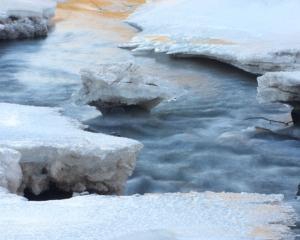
<box><xmin>0</xmin><ymin>7</ymin><xmax>299</xmax><ymax>211</ymax></box>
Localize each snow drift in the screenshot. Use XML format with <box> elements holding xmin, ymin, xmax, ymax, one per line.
<box><xmin>0</xmin><ymin>103</ymin><xmax>142</xmax><ymax>196</ymax></box>
<box><xmin>0</xmin><ymin>190</ymin><xmax>296</xmax><ymax>240</ymax></box>
<box><xmin>0</xmin><ymin>0</ymin><xmax>59</xmax><ymax>40</ymax></box>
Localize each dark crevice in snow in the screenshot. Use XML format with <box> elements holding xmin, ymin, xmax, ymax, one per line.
<box><xmin>24</xmin><ymin>182</ymin><xmax>73</xmax><ymax>201</ymax></box>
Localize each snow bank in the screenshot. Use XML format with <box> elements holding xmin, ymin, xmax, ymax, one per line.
<box><xmin>0</xmin><ymin>148</ymin><xmax>22</xmax><ymax>193</ymax></box>
<box><xmin>76</xmin><ymin>63</ymin><xmax>170</xmax><ymax>112</ymax></box>
<box><xmin>0</xmin><ymin>0</ymin><xmax>59</xmax><ymax>40</ymax></box>
<box><xmin>0</xmin><ymin>103</ymin><xmax>142</xmax><ymax>195</ymax></box>
<box><xmin>0</xmin><ymin>191</ymin><xmax>295</xmax><ymax>240</ymax></box>
<box><xmin>125</xmin><ymin>0</ymin><xmax>300</xmax><ymax>75</ymax></box>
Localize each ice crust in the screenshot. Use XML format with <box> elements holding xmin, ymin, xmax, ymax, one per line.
<box><xmin>125</xmin><ymin>0</ymin><xmax>300</xmax><ymax>75</ymax></box>
<box><xmin>0</xmin><ymin>103</ymin><xmax>142</xmax><ymax>195</ymax></box>
<box><xmin>0</xmin><ymin>189</ymin><xmax>296</xmax><ymax>240</ymax></box>
<box><xmin>0</xmin><ymin>0</ymin><xmax>59</xmax><ymax>40</ymax></box>
<box><xmin>76</xmin><ymin>63</ymin><xmax>170</xmax><ymax>111</ymax></box>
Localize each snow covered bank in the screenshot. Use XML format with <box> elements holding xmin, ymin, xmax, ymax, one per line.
<box><xmin>76</xmin><ymin>63</ymin><xmax>170</xmax><ymax>112</ymax></box>
<box><xmin>0</xmin><ymin>103</ymin><xmax>142</xmax><ymax>196</ymax></box>
<box><xmin>258</xmin><ymin>71</ymin><xmax>300</xmax><ymax>125</ymax></box>
<box><xmin>0</xmin><ymin>190</ymin><xmax>295</xmax><ymax>240</ymax></box>
<box><xmin>125</xmin><ymin>0</ymin><xmax>300</xmax><ymax>75</ymax></box>
<box><xmin>0</xmin><ymin>0</ymin><xmax>59</xmax><ymax>40</ymax></box>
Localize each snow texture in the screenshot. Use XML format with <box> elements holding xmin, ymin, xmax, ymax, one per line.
<box><xmin>0</xmin><ymin>148</ymin><xmax>22</xmax><ymax>193</ymax></box>
<box><xmin>125</xmin><ymin>0</ymin><xmax>300</xmax><ymax>75</ymax></box>
<box><xmin>76</xmin><ymin>62</ymin><xmax>170</xmax><ymax>111</ymax></box>
<box><xmin>258</xmin><ymin>71</ymin><xmax>300</xmax><ymax>104</ymax></box>
<box><xmin>0</xmin><ymin>0</ymin><xmax>59</xmax><ymax>40</ymax></box>
<box><xmin>0</xmin><ymin>190</ymin><xmax>296</xmax><ymax>240</ymax></box>
<box><xmin>0</xmin><ymin>103</ymin><xmax>142</xmax><ymax>195</ymax></box>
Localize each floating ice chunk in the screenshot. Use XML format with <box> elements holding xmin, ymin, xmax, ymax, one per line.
<box><xmin>126</xmin><ymin>0</ymin><xmax>300</xmax><ymax>74</ymax></box>
<box><xmin>76</xmin><ymin>63</ymin><xmax>171</xmax><ymax>112</ymax></box>
<box><xmin>0</xmin><ymin>191</ymin><xmax>295</xmax><ymax>240</ymax></box>
<box><xmin>0</xmin><ymin>148</ymin><xmax>22</xmax><ymax>193</ymax></box>
<box><xmin>0</xmin><ymin>103</ymin><xmax>142</xmax><ymax>196</ymax></box>
<box><xmin>0</xmin><ymin>0</ymin><xmax>59</xmax><ymax>40</ymax></box>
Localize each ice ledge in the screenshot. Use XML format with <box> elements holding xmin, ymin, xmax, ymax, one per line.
<box><xmin>0</xmin><ymin>103</ymin><xmax>143</xmax><ymax>196</ymax></box>
<box><xmin>0</xmin><ymin>189</ymin><xmax>296</xmax><ymax>240</ymax></box>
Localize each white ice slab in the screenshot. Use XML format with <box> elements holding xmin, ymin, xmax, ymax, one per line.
<box><xmin>125</xmin><ymin>0</ymin><xmax>300</xmax><ymax>74</ymax></box>
<box><xmin>0</xmin><ymin>103</ymin><xmax>142</xmax><ymax>195</ymax></box>
<box><xmin>0</xmin><ymin>190</ymin><xmax>295</xmax><ymax>240</ymax></box>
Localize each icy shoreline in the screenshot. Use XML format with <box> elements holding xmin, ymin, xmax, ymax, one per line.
<box><xmin>0</xmin><ymin>103</ymin><xmax>142</xmax><ymax>196</ymax></box>
<box><xmin>0</xmin><ymin>0</ymin><xmax>59</xmax><ymax>40</ymax></box>
<box><xmin>124</xmin><ymin>0</ymin><xmax>300</xmax><ymax>124</ymax></box>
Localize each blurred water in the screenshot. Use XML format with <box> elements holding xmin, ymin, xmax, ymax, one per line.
<box><xmin>0</xmin><ymin>1</ymin><xmax>299</xmax><ymax>206</ymax></box>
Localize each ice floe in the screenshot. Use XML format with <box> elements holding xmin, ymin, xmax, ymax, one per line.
<box><xmin>0</xmin><ymin>103</ymin><xmax>142</xmax><ymax>196</ymax></box>
<box><xmin>0</xmin><ymin>0</ymin><xmax>59</xmax><ymax>40</ymax></box>
<box><xmin>76</xmin><ymin>62</ymin><xmax>171</xmax><ymax>112</ymax></box>
<box><xmin>0</xmin><ymin>190</ymin><xmax>296</xmax><ymax>240</ymax></box>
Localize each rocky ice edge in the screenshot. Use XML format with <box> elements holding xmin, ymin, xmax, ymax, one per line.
<box><xmin>75</xmin><ymin>62</ymin><xmax>171</xmax><ymax>112</ymax></box>
<box><xmin>124</xmin><ymin>0</ymin><xmax>300</xmax><ymax>75</ymax></box>
<box><xmin>0</xmin><ymin>188</ymin><xmax>296</xmax><ymax>240</ymax></box>
<box><xmin>258</xmin><ymin>71</ymin><xmax>300</xmax><ymax>125</ymax></box>
<box><xmin>0</xmin><ymin>0</ymin><xmax>60</xmax><ymax>40</ymax></box>
<box><xmin>0</xmin><ymin>103</ymin><xmax>142</xmax><ymax>196</ymax></box>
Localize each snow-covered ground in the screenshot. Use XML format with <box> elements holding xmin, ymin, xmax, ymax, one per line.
<box><xmin>76</xmin><ymin>62</ymin><xmax>171</xmax><ymax>111</ymax></box>
<box><xmin>0</xmin><ymin>103</ymin><xmax>142</xmax><ymax>195</ymax></box>
<box><xmin>125</xmin><ymin>0</ymin><xmax>300</xmax><ymax>75</ymax></box>
<box><xmin>0</xmin><ymin>187</ymin><xmax>296</xmax><ymax>240</ymax></box>
<box><xmin>0</xmin><ymin>0</ymin><xmax>59</xmax><ymax>39</ymax></box>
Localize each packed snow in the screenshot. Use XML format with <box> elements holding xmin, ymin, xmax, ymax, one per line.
<box><xmin>0</xmin><ymin>103</ymin><xmax>142</xmax><ymax>195</ymax></box>
<box><xmin>125</xmin><ymin>0</ymin><xmax>300</xmax><ymax>75</ymax></box>
<box><xmin>0</xmin><ymin>0</ymin><xmax>59</xmax><ymax>39</ymax></box>
<box><xmin>0</xmin><ymin>148</ymin><xmax>22</xmax><ymax>193</ymax></box>
<box><xmin>0</xmin><ymin>189</ymin><xmax>296</xmax><ymax>240</ymax></box>
<box><xmin>76</xmin><ymin>62</ymin><xmax>171</xmax><ymax>112</ymax></box>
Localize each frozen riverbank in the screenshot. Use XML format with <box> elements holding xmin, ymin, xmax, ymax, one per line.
<box><xmin>0</xmin><ymin>187</ymin><xmax>296</xmax><ymax>240</ymax></box>
<box><xmin>0</xmin><ymin>0</ymin><xmax>59</xmax><ymax>40</ymax></box>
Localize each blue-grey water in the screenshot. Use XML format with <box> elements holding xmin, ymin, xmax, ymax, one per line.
<box><xmin>0</xmin><ymin>4</ymin><xmax>299</xmax><ymax>212</ymax></box>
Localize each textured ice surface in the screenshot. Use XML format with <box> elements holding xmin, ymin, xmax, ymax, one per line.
<box><xmin>0</xmin><ymin>148</ymin><xmax>22</xmax><ymax>193</ymax></box>
<box><xmin>258</xmin><ymin>71</ymin><xmax>300</xmax><ymax>104</ymax></box>
<box><xmin>0</xmin><ymin>190</ymin><xmax>296</xmax><ymax>240</ymax></box>
<box><xmin>0</xmin><ymin>103</ymin><xmax>142</xmax><ymax>195</ymax></box>
<box><xmin>0</xmin><ymin>0</ymin><xmax>59</xmax><ymax>40</ymax></box>
<box><xmin>125</xmin><ymin>0</ymin><xmax>300</xmax><ymax>74</ymax></box>
<box><xmin>76</xmin><ymin>62</ymin><xmax>171</xmax><ymax>111</ymax></box>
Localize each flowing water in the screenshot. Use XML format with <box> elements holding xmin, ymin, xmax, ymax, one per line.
<box><xmin>0</xmin><ymin>0</ymin><xmax>299</xmax><ymax>210</ymax></box>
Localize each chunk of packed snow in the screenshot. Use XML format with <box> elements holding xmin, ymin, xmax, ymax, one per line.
<box><xmin>76</xmin><ymin>63</ymin><xmax>170</xmax><ymax>111</ymax></box>
<box><xmin>0</xmin><ymin>0</ymin><xmax>59</xmax><ymax>40</ymax></box>
<box><xmin>0</xmin><ymin>148</ymin><xmax>22</xmax><ymax>193</ymax></box>
<box><xmin>0</xmin><ymin>190</ymin><xmax>295</xmax><ymax>240</ymax></box>
<box><xmin>125</xmin><ymin>0</ymin><xmax>300</xmax><ymax>74</ymax></box>
<box><xmin>0</xmin><ymin>103</ymin><xmax>142</xmax><ymax>195</ymax></box>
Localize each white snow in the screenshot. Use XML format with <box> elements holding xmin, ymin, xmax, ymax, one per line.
<box><xmin>0</xmin><ymin>0</ymin><xmax>59</xmax><ymax>40</ymax></box>
<box><xmin>0</xmin><ymin>103</ymin><xmax>142</xmax><ymax>195</ymax></box>
<box><xmin>258</xmin><ymin>71</ymin><xmax>300</xmax><ymax>104</ymax></box>
<box><xmin>125</xmin><ymin>0</ymin><xmax>300</xmax><ymax>74</ymax></box>
<box><xmin>0</xmin><ymin>190</ymin><xmax>295</xmax><ymax>240</ymax></box>
<box><xmin>0</xmin><ymin>148</ymin><xmax>22</xmax><ymax>193</ymax></box>
<box><xmin>76</xmin><ymin>62</ymin><xmax>171</xmax><ymax>111</ymax></box>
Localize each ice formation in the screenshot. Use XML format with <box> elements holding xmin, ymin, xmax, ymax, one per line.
<box><xmin>125</xmin><ymin>0</ymin><xmax>300</xmax><ymax>75</ymax></box>
<box><xmin>0</xmin><ymin>103</ymin><xmax>142</xmax><ymax>196</ymax></box>
<box><xmin>0</xmin><ymin>0</ymin><xmax>59</xmax><ymax>40</ymax></box>
<box><xmin>76</xmin><ymin>63</ymin><xmax>170</xmax><ymax>112</ymax></box>
<box><xmin>0</xmin><ymin>148</ymin><xmax>22</xmax><ymax>193</ymax></box>
<box><xmin>0</xmin><ymin>190</ymin><xmax>295</xmax><ymax>240</ymax></box>
<box><xmin>258</xmin><ymin>71</ymin><xmax>300</xmax><ymax>124</ymax></box>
